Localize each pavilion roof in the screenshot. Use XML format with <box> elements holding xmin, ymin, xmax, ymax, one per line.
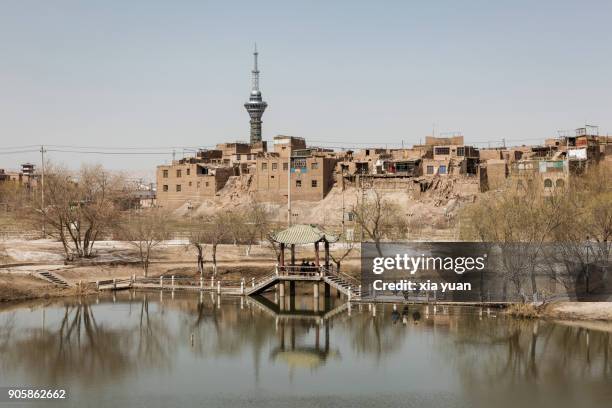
<box><xmin>270</xmin><ymin>224</ymin><xmax>339</xmax><ymax>245</ymax></box>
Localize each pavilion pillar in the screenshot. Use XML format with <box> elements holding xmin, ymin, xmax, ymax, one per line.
<box><xmin>290</xmin><ymin>244</ymin><xmax>296</xmax><ymax>267</ymax></box>
<box><xmin>279</xmin><ymin>243</ymin><xmax>285</xmax><ymax>268</ymax></box>
<box><xmin>324</xmin><ymin>241</ymin><xmax>330</xmax><ymax>270</ymax></box>
<box><xmin>315</xmin><ymin>241</ymin><xmax>320</xmax><ymax>267</ymax></box>
<box><xmin>325</xmin><ymin>321</ymin><xmax>330</xmax><ymax>352</ymax></box>
<box><xmin>289</xmin><ymin>281</ymin><xmax>296</xmax><ymax>297</ymax></box>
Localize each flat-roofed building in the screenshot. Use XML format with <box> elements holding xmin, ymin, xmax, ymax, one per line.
<box><xmin>156</xmin><ymin>160</ymin><xmax>234</xmax><ymax>209</ymax></box>
<box><xmin>254</xmin><ymin>153</ymin><xmax>337</xmax><ymax>202</ymax></box>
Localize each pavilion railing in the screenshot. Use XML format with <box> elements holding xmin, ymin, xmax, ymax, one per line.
<box><xmin>276</xmin><ymin>265</ymin><xmax>322</xmax><ymax>277</ymax></box>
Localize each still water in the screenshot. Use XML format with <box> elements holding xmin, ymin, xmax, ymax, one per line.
<box><xmin>0</xmin><ymin>291</ymin><xmax>611</xmax><ymax>408</ymax></box>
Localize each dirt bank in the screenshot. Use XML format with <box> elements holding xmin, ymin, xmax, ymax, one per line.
<box><xmin>542</xmin><ymin>302</ymin><xmax>612</xmax><ymax>321</ymax></box>
<box><xmin>507</xmin><ymin>301</ymin><xmax>612</xmax><ymax>322</ymax></box>
<box><xmin>0</xmin><ymin>273</ymin><xmax>74</xmax><ymax>302</ymax></box>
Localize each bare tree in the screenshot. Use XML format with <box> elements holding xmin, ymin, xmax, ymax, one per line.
<box><xmin>27</xmin><ymin>163</ymin><xmax>124</xmax><ymax>260</ymax></box>
<box><xmin>237</xmin><ymin>202</ymin><xmax>271</xmax><ymax>256</ymax></box>
<box><xmin>187</xmin><ymin>228</ymin><xmax>207</xmax><ymax>277</ymax></box>
<box><xmin>329</xmin><ymin>239</ymin><xmax>355</xmax><ymax>273</ymax></box>
<box><xmin>120</xmin><ymin>209</ymin><xmax>171</xmax><ymax>276</ymax></box>
<box><xmin>189</xmin><ymin>211</ymin><xmax>233</xmax><ymax>276</ymax></box>
<box><xmin>460</xmin><ymin>165</ymin><xmax>612</xmax><ymax>301</ymax></box>
<box><xmin>351</xmin><ymin>189</ymin><xmax>406</xmax><ymax>256</ymax></box>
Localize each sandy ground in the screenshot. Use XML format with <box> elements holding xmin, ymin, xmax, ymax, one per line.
<box><xmin>543</xmin><ymin>302</ymin><xmax>612</xmax><ymax>322</ymax></box>
<box><xmin>3</xmin><ymin>239</ymin><xmax>612</xmax><ymax>324</ymax></box>
<box><xmin>0</xmin><ymin>238</ymin><xmax>361</xmax><ymax>301</ymax></box>
<box><xmin>0</xmin><ymin>273</ymin><xmax>74</xmax><ymax>302</ymax></box>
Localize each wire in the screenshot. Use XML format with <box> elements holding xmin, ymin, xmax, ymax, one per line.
<box><xmin>0</xmin><ymin>149</ymin><xmax>41</xmax><ymax>155</ymax></box>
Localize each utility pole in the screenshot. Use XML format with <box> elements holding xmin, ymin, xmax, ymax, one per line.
<box><xmin>287</xmin><ymin>157</ymin><xmax>292</xmax><ymax>226</ymax></box>
<box><xmin>40</xmin><ymin>145</ymin><xmax>46</xmax><ymax>236</ymax></box>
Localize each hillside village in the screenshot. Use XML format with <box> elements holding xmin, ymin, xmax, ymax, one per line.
<box><xmin>153</xmin><ymin>126</ymin><xmax>612</xmax><ymax>233</ymax></box>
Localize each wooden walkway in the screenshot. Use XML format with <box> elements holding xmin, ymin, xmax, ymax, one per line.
<box><xmin>96</xmin><ymin>266</ymin><xmax>364</xmax><ymax>301</ymax></box>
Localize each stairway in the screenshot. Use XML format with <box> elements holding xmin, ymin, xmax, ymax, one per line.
<box><xmin>36</xmin><ymin>271</ymin><xmax>71</xmax><ymax>288</ymax></box>
<box><xmin>246</xmin><ymin>274</ymin><xmax>279</xmax><ymax>296</ymax></box>
<box><xmin>324</xmin><ymin>274</ymin><xmax>361</xmax><ymax>299</ymax></box>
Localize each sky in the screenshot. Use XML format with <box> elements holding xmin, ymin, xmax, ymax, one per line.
<box><xmin>1</xmin><ymin>0</ymin><xmax>611</xmax><ymax>177</ymax></box>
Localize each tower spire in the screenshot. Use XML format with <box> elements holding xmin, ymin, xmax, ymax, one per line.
<box><xmin>244</xmin><ymin>44</ymin><xmax>267</xmax><ymax>145</ymax></box>
<box><xmin>251</xmin><ymin>43</ymin><xmax>260</xmax><ymax>92</ymax></box>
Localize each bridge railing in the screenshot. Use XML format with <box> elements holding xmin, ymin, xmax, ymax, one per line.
<box><xmin>323</xmin><ymin>265</ymin><xmax>361</xmax><ymax>288</ymax></box>
<box><xmin>276</xmin><ymin>265</ymin><xmax>322</xmax><ymax>277</ymax></box>
<box><xmin>130</xmin><ymin>273</ymin><xmax>279</xmax><ymax>293</ymax></box>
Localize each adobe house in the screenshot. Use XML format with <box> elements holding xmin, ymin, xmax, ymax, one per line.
<box><xmin>422</xmin><ymin>144</ymin><xmax>479</xmax><ymax>176</ymax></box>
<box><xmin>156</xmin><ymin>161</ymin><xmax>234</xmax><ymax>209</ymax></box>
<box><xmin>254</xmin><ymin>152</ymin><xmax>338</xmax><ymax>202</ymax></box>
<box><xmin>510</xmin><ymin>159</ymin><xmax>569</xmax><ymax>194</ymax></box>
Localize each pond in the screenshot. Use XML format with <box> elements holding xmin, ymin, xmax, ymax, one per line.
<box><xmin>0</xmin><ymin>291</ymin><xmax>610</xmax><ymax>408</ymax></box>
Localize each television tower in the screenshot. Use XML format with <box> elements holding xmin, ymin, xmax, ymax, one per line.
<box><xmin>244</xmin><ymin>44</ymin><xmax>268</xmax><ymax>144</ymax></box>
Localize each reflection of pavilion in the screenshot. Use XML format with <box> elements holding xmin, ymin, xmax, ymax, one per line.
<box><xmin>246</xmin><ymin>296</ymin><xmax>345</xmax><ymax>370</ymax></box>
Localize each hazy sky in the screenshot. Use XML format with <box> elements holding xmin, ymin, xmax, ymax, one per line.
<box><xmin>1</xmin><ymin>0</ymin><xmax>611</xmax><ymax>175</ymax></box>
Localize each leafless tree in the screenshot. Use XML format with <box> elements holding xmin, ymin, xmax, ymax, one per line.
<box><xmin>329</xmin><ymin>240</ymin><xmax>355</xmax><ymax>273</ymax></box>
<box><xmin>189</xmin><ymin>211</ymin><xmax>234</xmax><ymax>276</ymax></box>
<box><xmin>235</xmin><ymin>202</ymin><xmax>271</xmax><ymax>256</ymax></box>
<box><xmin>120</xmin><ymin>208</ymin><xmax>171</xmax><ymax>276</ymax></box>
<box><xmin>351</xmin><ymin>189</ymin><xmax>407</xmax><ymax>256</ymax></box>
<box><xmin>27</xmin><ymin>163</ymin><xmax>124</xmax><ymax>260</ymax></box>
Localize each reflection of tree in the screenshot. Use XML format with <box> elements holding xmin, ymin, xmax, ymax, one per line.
<box><xmin>136</xmin><ymin>294</ymin><xmax>174</xmax><ymax>368</ymax></box>
<box><xmin>340</xmin><ymin>306</ymin><xmax>406</xmax><ymax>360</ymax></box>
<box><xmin>1</xmin><ymin>303</ymin><xmax>132</xmax><ymax>384</ymax></box>
<box><xmin>0</xmin><ymin>297</ymin><xmax>175</xmax><ymax>385</ymax></box>
<box><xmin>444</xmin><ymin>313</ymin><xmax>612</xmax><ymax>402</ymax></box>
<box><xmin>0</xmin><ymin>312</ymin><xmax>16</xmax><ymax>353</ymax></box>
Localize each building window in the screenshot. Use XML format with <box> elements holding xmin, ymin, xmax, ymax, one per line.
<box><xmin>544</xmin><ymin>178</ymin><xmax>553</xmax><ymax>188</ymax></box>
<box><xmin>311</xmin><ymin>162</ymin><xmax>319</xmax><ymax>170</ymax></box>
<box><xmin>347</xmin><ymin>212</ymin><xmax>355</xmax><ymax>221</ymax></box>
<box><xmin>271</xmin><ymin>175</ymin><xmax>275</xmax><ymax>179</ymax></box>
<box><xmin>296</xmin><ymin>180</ymin><xmax>302</xmax><ymax>188</ymax></box>
<box><xmin>555</xmin><ymin>179</ymin><xmax>565</xmax><ymax>188</ymax></box>
<box><xmin>236</xmin><ymin>154</ymin><xmax>241</xmax><ymax>161</ymax></box>
<box><xmin>176</xmin><ymin>185</ymin><xmax>181</xmax><ymax>192</ymax></box>
<box><xmin>205</xmin><ymin>182</ymin><xmax>209</xmax><ymax>187</ymax></box>
<box><xmin>283</xmin><ymin>162</ymin><xmax>288</xmax><ymax>171</ymax></box>
<box><xmin>162</xmin><ymin>170</ymin><xmax>168</xmax><ymax>178</ymax></box>
<box><xmin>186</xmin><ymin>168</ymin><xmax>190</xmax><ymax>176</ymax></box>
<box><xmin>163</xmin><ymin>185</ymin><xmax>168</xmax><ymax>192</ymax></box>
<box><xmin>311</xmin><ymin>180</ymin><xmax>318</xmax><ymax>187</ymax></box>
<box><xmin>426</xmin><ymin>165</ymin><xmax>434</xmax><ymax>174</ymax></box>
<box><xmin>435</xmin><ymin>147</ymin><xmax>450</xmax><ymax>155</ymax></box>
<box><xmin>272</xmin><ymin>162</ymin><xmax>278</xmax><ymax>170</ymax></box>
<box><xmin>457</xmin><ymin>147</ymin><xmax>465</xmax><ymax>156</ymax></box>
<box><xmin>188</xmin><ymin>181</ymin><xmax>192</xmax><ymax>187</ymax></box>
<box><xmin>439</xmin><ymin>165</ymin><xmax>447</xmax><ymax>174</ymax></box>
<box><xmin>176</xmin><ymin>169</ymin><xmax>182</xmax><ymax>178</ymax></box>
<box><xmin>262</xmin><ymin>163</ymin><xmax>267</xmax><ymax>170</ymax></box>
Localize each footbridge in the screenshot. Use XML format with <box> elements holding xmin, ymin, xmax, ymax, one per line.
<box><xmin>97</xmin><ymin>264</ymin><xmax>362</xmax><ymax>301</ymax></box>
<box><xmin>98</xmin><ymin>224</ymin><xmax>362</xmax><ymax>302</ymax></box>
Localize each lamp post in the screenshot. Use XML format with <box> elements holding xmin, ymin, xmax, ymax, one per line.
<box><xmin>585</xmin><ymin>236</ymin><xmax>593</xmax><ymax>294</ymax></box>
<box><xmin>287</xmin><ymin>157</ymin><xmax>291</xmax><ymax>226</ymax></box>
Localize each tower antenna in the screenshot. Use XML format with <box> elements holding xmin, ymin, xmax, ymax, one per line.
<box><xmin>244</xmin><ymin>44</ymin><xmax>268</xmax><ymax>144</ymax></box>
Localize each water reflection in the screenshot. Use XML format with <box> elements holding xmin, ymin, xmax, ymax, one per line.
<box><xmin>0</xmin><ymin>294</ymin><xmax>611</xmax><ymax>407</ymax></box>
